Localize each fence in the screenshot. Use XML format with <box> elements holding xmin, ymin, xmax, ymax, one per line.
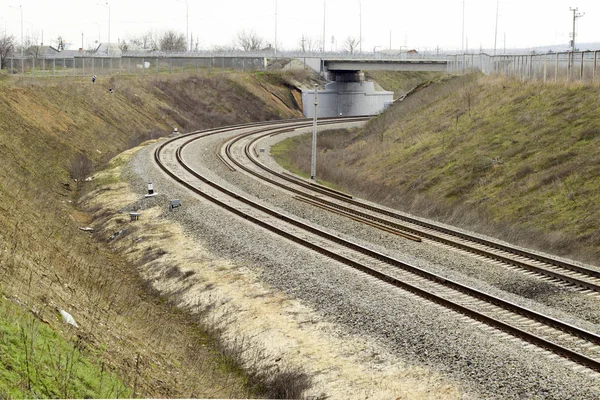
<box><xmin>3</xmin><ymin>50</ymin><xmax>599</xmax><ymax>83</ymax></box>
<box><xmin>3</xmin><ymin>55</ymin><xmax>267</xmax><ymax>77</ymax></box>
<box><xmin>447</xmin><ymin>51</ymin><xmax>599</xmax><ymax>83</ymax></box>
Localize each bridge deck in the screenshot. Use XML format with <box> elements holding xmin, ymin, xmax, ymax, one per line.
<box><xmin>324</xmin><ymin>59</ymin><xmax>448</xmax><ymax>72</ymax></box>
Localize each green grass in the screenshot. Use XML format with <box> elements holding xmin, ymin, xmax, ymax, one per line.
<box><xmin>364</xmin><ymin>71</ymin><xmax>446</xmax><ymax>98</ymax></box>
<box><xmin>0</xmin><ymin>70</ymin><xmax>307</xmax><ymax>398</ymax></box>
<box><xmin>0</xmin><ymin>296</ymin><xmax>130</xmax><ymax>399</ymax></box>
<box><xmin>272</xmin><ymin>75</ymin><xmax>600</xmax><ymax>263</ymax></box>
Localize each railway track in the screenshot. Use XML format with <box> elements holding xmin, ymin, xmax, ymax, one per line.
<box><xmin>219</xmin><ymin>125</ymin><xmax>600</xmax><ymax>295</ymax></box>
<box><xmin>154</xmin><ymin>119</ymin><xmax>600</xmax><ymax>376</ymax></box>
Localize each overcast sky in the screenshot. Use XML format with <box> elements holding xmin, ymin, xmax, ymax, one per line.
<box><xmin>1</xmin><ymin>0</ymin><xmax>598</xmax><ymax>53</ymax></box>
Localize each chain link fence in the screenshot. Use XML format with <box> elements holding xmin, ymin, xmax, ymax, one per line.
<box><xmin>3</xmin><ymin>55</ymin><xmax>267</xmax><ymax>77</ymax></box>
<box><xmin>3</xmin><ymin>51</ymin><xmax>599</xmax><ymax>83</ymax></box>
<box><xmin>447</xmin><ymin>51</ymin><xmax>599</xmax><ymax>83</ymax></box>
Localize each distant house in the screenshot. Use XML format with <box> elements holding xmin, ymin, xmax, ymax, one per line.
<box><xmin>24</xmin><ymin>45</ymin><xmax>83</xmax><ymax>59</ymax></box>
<box><xmin>378</xmin><ymin>49</ymin><xmax>419</xmax><ymax>58</ymax></box>
<box><xmin>94</xmin><ymin>43</ymin><xmax>123</xmax><ymax>57</ymax></box>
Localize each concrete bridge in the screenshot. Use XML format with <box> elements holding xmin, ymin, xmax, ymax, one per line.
<box><xmin>301</xmin><ymin>57</ymin><xmax>448</xmax><ymax>118</ymax></box>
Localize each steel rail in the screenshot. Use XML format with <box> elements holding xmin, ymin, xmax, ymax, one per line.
<box><xmin>154</xmin><ymin>121</ymin><xmax>600</xmax><ymax>373</ymax></box>
<box><xmin>223</xmin><ymin>127</ymin><xmax>600</xmax><ymax>291</ymax></box>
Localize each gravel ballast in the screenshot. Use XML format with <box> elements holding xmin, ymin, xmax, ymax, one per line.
<box><xmin>119</xmin><ymin>124</ymin><xmax>600</xmax><ymax>399</ymax></box>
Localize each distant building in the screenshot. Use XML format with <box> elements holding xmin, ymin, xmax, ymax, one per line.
<box><xmin>379</xmin><ymin>49</ymin><xmax>419</xmax><ymax>57</ymax></box>
<box><xmin>94</xmin><ymin>43</ymin><xmax>123</xmax><ymax>57</ymax></box>
<box><xmin>25</xmin><ymin>45</ymin><xmax>83</xmax><ymax>59</ymax></box>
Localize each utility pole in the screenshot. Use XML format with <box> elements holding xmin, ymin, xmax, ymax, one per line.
<box><xmin>569</xmin><ymin>7</ymin><xmax>584</xmax><ymax>53</ymax></box>
<box><xmin>461</xmin><ymin>1</ymin><xmax>465</xmax><ymax>52</ymax></box>
<box><xmin>494</xmin><ymin>1</ymin><xmax>499</xmax><ymax>55</ymax></box>
<box><xmin>359</xmin><ymin>0</ymin><xmax>362</xmax><ymax>53</ymax></box>
<box><xmin>176</xmin><ymin>0</ymin><xmax>189</xmax><ymax>50</ymax></box>
<box><xmin>185</xmin><ymin>0</ymin><xmax>188</xmax><ymax>51</ymax></box>
<box><xmin>322</xmin><ymin>0</ymin><xmax>326</xmax><ymax>53</ymax></box>
<box><xmin>311</xmin><ymin>85</ymin><xmax>318</xmax><ymax>182</ymax></box>
<box><xmin>9</xmin><ymin>5</ymin><xmax>23</xmax><ymax>59</ymax></box>
<box><xmin>98</xmin><ymin>2</ymin><xmax>110</xmax><ymax>55</ymax></box>
<box><xmin>19</xmin><ymin>5</ymin><xmax>23</xmax><ymax>59</ymax></box>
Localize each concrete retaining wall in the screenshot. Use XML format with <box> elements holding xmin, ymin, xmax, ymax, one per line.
<box><xmin>302</xmin><ymin>81</ymin><xmax>393</xmax><ymax>117</ymax></box>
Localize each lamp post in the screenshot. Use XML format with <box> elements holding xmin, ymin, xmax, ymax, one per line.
<box><xmin>18</xmin><ymin>5</ymin><xmax>22</xmax><ymax>58</ymax></box>
<box><xmin>9</xmin><ymin>5</ymin><xmax>23</xmax><ymax>58</ymax></box>
<box><xmin>97</xmin><ymin>2</ymin><xmax>110</xmax><ymax>55</ymax></box>
<box><xmin>359</xmin><ymin>0</ymin><xmax>362</xmax><ymax>54</ymax></box>
<box><xmin>322</xmin><ymin>0</ymin><xmax>326</xmax><ymax>53</ymax></box>
<box><xmin>177</xmin><ymin>0</ymin><xmax>189</xmax><ymax>51</ymax></box>
<box><xmin>106</xmin><ymin>2</ymin><xmax>110</xmax><ymax>55</ymax></box>
<box><xmin>493</xmin><ymin>1</ymin><xmax>499</xmax><ymax>55</ymax></box>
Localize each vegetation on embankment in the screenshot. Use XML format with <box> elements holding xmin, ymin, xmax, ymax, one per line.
<box><xmin>272</xmin><ymin>74</ymin><xmax>600</xmax><ymax>263</ymax></box>
<box><xmin>0</xmin><ymin>71</ymin><xmax>303</xmax><ymax>398</ymax></box>
<box><xmin>0</xmin><ymin>296</ymin><xmax>130</xmax><ymax>399</ymax></box>
<box><xmin>365</xmin><ymin>70</ymin><xmax>446</xmax><ymax>98</ymax></box>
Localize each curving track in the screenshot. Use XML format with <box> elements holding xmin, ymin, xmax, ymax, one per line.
<box><xmin>154</xmin><ymin>118</ymin><xmax>600</xmax><ymax>376</ymax></box>
<box><xmin>224</xmin><ymin>126</ymin><xmax>600</xmax><ymax>295</ymax></box>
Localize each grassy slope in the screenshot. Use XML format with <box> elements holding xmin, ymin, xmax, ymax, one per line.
<box><xmin>0</xmin><ymin>71</ymin><xmax>302</xmax><ymax>398</ymax></box>
<box><xmin>273</xmin><ymin>74</ymin><xmax>600</xmax><ymax>263</ymax></box>
<box><xmin>0</xmin><ymin>297</ymin><xmax>130</xmax><ymax>399</ymax></box>
<box><xmin>365</xmin><ymin>71</ymin><xmax>446</xmax><ymax>98</ymax></box>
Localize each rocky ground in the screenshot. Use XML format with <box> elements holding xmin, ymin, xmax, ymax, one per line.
<box><xmin>106</xmin><ymin>124</ymin><xmax>600</xmax><ymax>399</ymax></box>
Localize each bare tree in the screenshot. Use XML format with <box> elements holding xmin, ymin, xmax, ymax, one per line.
<box><xmin>0</xmin><ymin>34</ymin><xmax>16</xmax><ymax>69</ymax></box>
<box><xmin>298</xmin><ymin>35</ymin><xmax>322</xmax><ymax>53</ymax></box>
<box><xmin>343</xmin><ymin>36</ymin><xmax>360</xmax><ymax>54</ymax></box>
<box><xmin>212</xmin><ymin>44</ymin><xmax>237</xmax><ymax>53</ymax></box>
<box><xmin>24</xmin><ymin>33</ymin><xmax>42</xmax><ymax>59</ymax></box>
<box><xmin>236</xmin><ymin>29</ymin><xmax>263</xmax><ymax>51</ymax></box>
<box><xmin>68</xmin><ymin>153</ymin><xmax>94</xmax><ymax>190</ymax></box>
<box><xmin>129</xmin><ymin>31</ymin><xmax>158</xmax><ymax>51</ymax></box>
<box><xmin>158</xmin><ymin>30</ymin><xmax>186</xmax><ymax>52</ymax></box>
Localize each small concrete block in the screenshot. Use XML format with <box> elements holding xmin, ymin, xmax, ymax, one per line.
<box><xmin>129</xmin><ymin>212</ymin><xmax>141</xmax><ymax>221</ymax></box>
<box><xmin>169</xmin><ymin>199</ymin><xmax>181</xmax><ymax>210</ymax></box>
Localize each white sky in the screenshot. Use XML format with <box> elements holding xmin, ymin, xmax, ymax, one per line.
<box><xmin>1</xmin><ymin>0</ymin><xmax>598</xmax><ymax>52</ymax></box>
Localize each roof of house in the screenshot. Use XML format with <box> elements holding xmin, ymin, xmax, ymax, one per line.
<box><xmin>94</xmin><ymin>43</ymin><xmax>123</xmax><ymax>56</ymax></box>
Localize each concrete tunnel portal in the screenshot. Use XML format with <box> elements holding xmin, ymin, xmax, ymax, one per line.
<box><xmin>301</xmin><ymin>58</ymin><xmax>448</xmax><ymax>118</ymax></box>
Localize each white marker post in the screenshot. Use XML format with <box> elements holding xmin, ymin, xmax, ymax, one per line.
<box><xmin>145</xmin><ymin>182</ymin><xmax>157</xmax><ymax>198</ymax></box>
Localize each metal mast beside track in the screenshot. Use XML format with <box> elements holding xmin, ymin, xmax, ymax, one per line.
<box><xmin>311</xmin><ymin>85</ymin><xmax>319</xmax><ymax>182</ymax></box>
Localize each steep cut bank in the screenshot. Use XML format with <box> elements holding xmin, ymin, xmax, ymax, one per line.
<box><xmin>0</xmin><ymin>72</ymin><xmax>303</xmax><ymax>398</ymax></box>
<box><xmin>273</xmin><ymin>74</ymin><xmax>600</xmax><ymax>263</ymax></box>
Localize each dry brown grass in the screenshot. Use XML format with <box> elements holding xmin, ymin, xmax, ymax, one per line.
<box><xmin>0</xmin><ymin>72</ymin><xmax>304</xmax><ymax>397</ymax></box>
<box><xmin>272</xmin><ymin>74</ymin><xmax>600</xmax><ymax>265</ymax></box>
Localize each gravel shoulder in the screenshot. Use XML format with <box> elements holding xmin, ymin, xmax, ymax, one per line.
<box><xmin>112</xmin><ymin>125</ymin><xmax>600</xmax><ymax>399</ymax></box>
